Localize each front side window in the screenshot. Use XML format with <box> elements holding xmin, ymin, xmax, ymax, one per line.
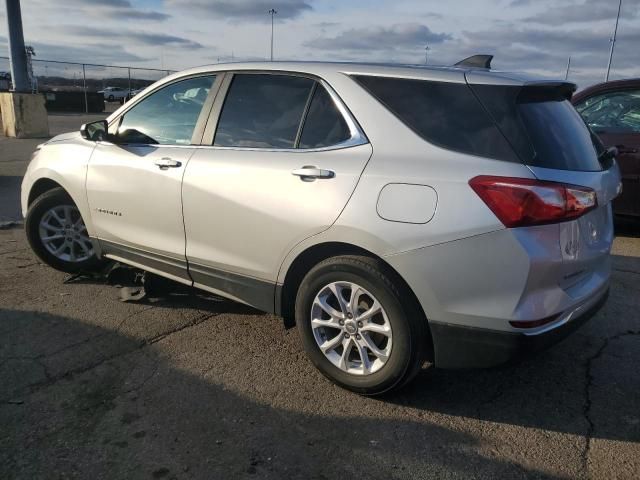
<box><xmin>575</xmin><ymin>89</ymin><xmax>640</xmax><ymax>133</ymax></box>
<box><xmin>214</xmin><ymin>74</ymin><xmax>314</xmax><ymax>148</ymax></box>
<box><xmin>117</xmin><ymin>75</ymin><xmax>215</xmax><ymax>145</ymax></box>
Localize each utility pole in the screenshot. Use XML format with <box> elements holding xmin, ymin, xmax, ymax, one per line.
<box><xmin>82</xmin><ymin>63</ymin><xmax>87</xmax><ymax>113</ymax></box>
<box><xmin>424</xmin><ymin>45</ymin><xmax>430</xmax><ymax>65</ymax></box>
<box><xmin>1</xmin><ymin>0</ymin><xmax>48</xmax><ymax>137</ymax></box>
<box><xmin>4</xmin><ymin>0</ymin><xmax>29</xmax><ymax>91</ymax></box>
<box><xmin>565</xmin><ymin>55</ymin><xmax>571</xmax><ymax>80</ymax></box>
<box><xmin>269</xmin><ymin>8</ymin><xmax>277</xmax><ymax>61</ymax></box>
<box><xmin>605</xmin><ymin>0</ymin><xmax>622</xmax><ymax>82</ymax></box>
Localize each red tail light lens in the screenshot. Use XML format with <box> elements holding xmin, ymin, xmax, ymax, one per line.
<box><xmin>509</xmin><ymin>314</ymin><xmax>561</xmax><ymax>329</ymax></box>
<box><xmin>469</xmin><ymin>176</ymin><xmax>597</xmax><ymax>228</ymax></box>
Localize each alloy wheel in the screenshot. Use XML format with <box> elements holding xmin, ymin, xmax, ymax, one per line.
<box><xmin>38</xmin><ymin>205</ymin><xmax>94</xmax><ymax>263</ymax></box>
<box><xmin>310</xmin><ymin>281</ymin><xmax>392</xmax><ymax>375</ymax></box>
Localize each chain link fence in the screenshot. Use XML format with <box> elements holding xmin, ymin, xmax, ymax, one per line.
<box><xmin>0</xmin><ymin>56</ymin><xmax>175</xmax><ymax>112</ymax></box>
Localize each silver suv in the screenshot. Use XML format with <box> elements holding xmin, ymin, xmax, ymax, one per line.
<box><xmin>21</xmin><ymin>59</ymin><xmax>621</xmax><ymax>395</ymax></box>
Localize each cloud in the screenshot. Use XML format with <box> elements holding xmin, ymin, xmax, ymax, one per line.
<box><xmin>305</xmin><ymin>23</ymin><xmax>451</xmax><ymax>53</ymax></box>
<box><xmin>454</xmin><ymin>22</ymin><xmax>640</xmax><ymax>86</ymax></box>
<box><xmin>461</xmin><ymin>25</ymin><xmax>639</xmax><ymax>62</ymax></box>
<box><xmin>101</xmin><ymin>8</ymin><xmax>171</xmax><ymax>21</ymax></box>
<box><xmin>524</xmin><ymin>0</ymin><xmax>638</xmax><ymax>25</ymax></box>
<box><xmin>165</xmin><ymin>0</ymin><xmax>313</xmax><ymax>21</ymax></box>
<box><xmin>27</xmin><ymin>41</ymin><xmax>147</xmax><ymax>65</ymax></box>
<box><xmin>62</xmin><ymin>0</ymin><xmax>170</xmax><ymax>22</ymax></box>
<box><xmin>64</xmin><ymin>26</ymin><xmax>203</xmax><ymax>49</ymax></box>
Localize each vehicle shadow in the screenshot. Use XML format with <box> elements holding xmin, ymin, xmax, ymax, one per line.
<box><xmin>615</xmin><ymin>217</ymin><xmax>640</xmax><ymax>237</ymax></box>
<box><xmin>62</xmin><ymin>265</ymin><xmax>265</xmax><ymax>316</ymax></box>
<box><xmin>0</xmin><ymin>308</ymin><xmax>567</xmax><ymax>479</ymax></box>
<box><xmin>57</xmin><ymin>256</ymin><xmax>640</xmax><ymax>451</ymax></box>
<box><xmin>0</xmin><ymin>176</ymin><xmax>23</xmax><ymax>224</ymax></box>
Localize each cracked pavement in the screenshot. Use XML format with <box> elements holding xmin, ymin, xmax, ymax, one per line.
<box><xmin>2</xmin><ymin>113</ymin><xmax>639</xmax><ymax>479</ymax></box>
<box><xmin>1</xmin><ymin>227</ymin><xmax>639</xmax><ymax>479</ymax></box>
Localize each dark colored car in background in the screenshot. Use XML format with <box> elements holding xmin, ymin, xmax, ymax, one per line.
<box><xmin>573</xmin><ymin>79</ymin><xmax>640</xmax><ymax>218</ymax></box>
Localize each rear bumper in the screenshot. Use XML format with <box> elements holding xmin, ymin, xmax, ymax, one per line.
<box><xmin>430</xmin><ymin>287</ymin><xmax>609</xmax><ymax>369</ymax></box>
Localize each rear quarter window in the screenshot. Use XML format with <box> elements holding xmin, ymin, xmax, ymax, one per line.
<box><xmin>352</xmin><ymin>75</ymin><xmax>518</xmax><ymax>162</ymax></box>
<box><xmin>472</xmin><ymin>84</ymin><xmax>603</xmax><ymax>172</ymax></box>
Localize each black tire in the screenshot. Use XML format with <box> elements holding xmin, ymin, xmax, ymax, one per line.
<box><xmin>295</xmin><ymin>255</ymin><xmax>428</xmax><ymax>395</ymax></box>
<box><xmin>25</xmin><ymin>187</ymin><xmax>103</xmax><ymax>273</ymax></box>
<box><xmin>107</xmin><ymin>94</ymin><xmax>114</xmax><ymax>102</ymax></box>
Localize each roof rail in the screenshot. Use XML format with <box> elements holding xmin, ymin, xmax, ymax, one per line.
<box><xmin>454</xmin><ymin>55</ymin><xmax>493</xmax><ymax>69</ymax></box>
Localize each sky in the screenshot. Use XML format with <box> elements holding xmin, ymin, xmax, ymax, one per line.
<box><xmin>0</xmin><ymin>0</ymin><xmax>639</xmax><ymax>89</ymax></box>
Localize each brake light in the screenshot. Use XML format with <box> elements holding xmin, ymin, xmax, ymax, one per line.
<box><xmin>469</xmin><ymin>176</ymin><xmax>597</xmax><ymax>228</ymax></box>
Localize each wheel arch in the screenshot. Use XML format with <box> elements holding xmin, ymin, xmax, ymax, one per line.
<box><xmin>28</xmin><ymin>178</ymin><xmax>66</xmax><ymax>206</ymax></box>
<box><xmin>278</xmin><ymin>241</ymin><xmax>433</xmax><ymax>360</ymax></box>
<box><xmin>24</xmin><ymin>165</ymin><xmax>95</xmax><ymax>237</ymax></box>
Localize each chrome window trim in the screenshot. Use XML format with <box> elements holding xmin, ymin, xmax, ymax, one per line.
<box><xmin>202</xmin><ymin>70</ymin><xmax>368</xmax><ymax>152</ymax></box>
<box><xmin>192</xmin><ymin>140</ymin><xmax>369</xmax><ymax>154</ymax></box>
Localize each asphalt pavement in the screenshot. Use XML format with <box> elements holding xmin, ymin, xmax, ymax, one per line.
<box><xmin>1</xmin><ymin>114</ymin><xmax>639</xmax><ymax>479</ymax></box>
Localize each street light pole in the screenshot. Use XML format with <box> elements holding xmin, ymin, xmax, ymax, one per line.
<box><xmin>565</xmin><ymin>55</ymin><xmax>571</xmax><ymax>80</ymax></box>
<box><xmin>4</xmin><ymin>0</ymin><xmax>29</xmax><ymax>92</ymax></box>
<box><xmin>605</xmin><ymin>0</ymin><xmax>622</xmax><ymax>82</ymax></box>
<box><xmin>269</xmin><ymin>8</ymin><xmax>278</xmax><ymax>61</ymax></box>
<box><xmin>424</xmin><ymin>45</ymin><xmax>430</xmax><ymax>65</ymax></box>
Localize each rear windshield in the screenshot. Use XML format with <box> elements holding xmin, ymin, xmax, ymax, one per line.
<box><xmin>471</xmin><ymin>85</ymin><xmax>603</xmax><ymax>172</ymax></box>
<box><xmin>352</xmin><ymin>75</ymin><xmax>519</xmax><ymax>162</ymax></box>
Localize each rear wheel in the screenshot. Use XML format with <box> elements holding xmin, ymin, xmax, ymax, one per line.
<box><xmin>295</xmin><ymin>255</ymin><xmax>427</xmax><ymax>395</ymax></box>
<box><xmin>25</xmin><ymin>188</ymin><xmax>103</xmax><ymax>273</ymax></box>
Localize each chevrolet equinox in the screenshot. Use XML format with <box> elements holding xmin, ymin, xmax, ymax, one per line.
<box><xmin>22</xmin><ymin>57</ymin><xmax>622</xmax><ymax>394</ymax></box>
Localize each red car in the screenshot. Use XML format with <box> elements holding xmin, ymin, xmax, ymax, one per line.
<box><xmin>573</xmin><ymin>79</ymin><xmax>640</xmax><ymax>218</ymax></box>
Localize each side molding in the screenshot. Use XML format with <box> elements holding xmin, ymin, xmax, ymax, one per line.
<box><xmin>190</xmin><ymin>262</ymin><xmax>278</xmax><ymax>314</ymax></box>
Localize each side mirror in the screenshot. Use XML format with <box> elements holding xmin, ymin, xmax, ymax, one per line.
<box><xmin>80</xmin><ymin>119</ymin><xmax>108</xmax><ymax>142</ymax></box>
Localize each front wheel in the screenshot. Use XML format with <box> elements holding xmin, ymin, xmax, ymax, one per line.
<box><xmin>25</xmin><ymin>187</ymin><xmax>103</xmax><ymax>273</ymax></box>
<box><xmin>295</xmin><ymin>255</ymin><xmax>428</xmax><ymax>395</ymax></box>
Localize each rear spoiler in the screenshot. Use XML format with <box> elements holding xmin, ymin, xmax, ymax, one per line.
<box><xmin>462</xmin><ymin>63</ymin><xmax>578</xmax><ymax>101</ymax></box>
<box><xmin>520</xmin><ymin>81</ymin><xmax>577</xmax><ymax>101</ymax></box>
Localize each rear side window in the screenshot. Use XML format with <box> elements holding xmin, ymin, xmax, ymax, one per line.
<box><xmin>352</xmin><ymin>75</ymin><xmax>518</xmax><ymax>162</ymax></box>
<box><xmin>214</xmin><ymin>74</ymin><xmax>314</xmax><ymax>148</ymax></box>
<box><xmin>472</xmin><ymin>85</ymin><xmax>602</xmax><ymax>172</ymax></box>
<box><xmin>575</xmin><ymin>89</ymin><xmax>640</xmax><ymax>133</ymax></box>
<box><xmin>298</xmin><ymin>85</ymin><xmax>351</xmax><ymax>149</ymax></box>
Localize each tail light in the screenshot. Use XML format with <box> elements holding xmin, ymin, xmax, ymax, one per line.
<box><xmin>469</xmin><ymin>176</ymin><xmax>597</xmax><ymax>228</ymax></box>
<box><xmin>509</xmin><ymin>314</ymin><xmax>561</xmax><ymax>329</ymax></box>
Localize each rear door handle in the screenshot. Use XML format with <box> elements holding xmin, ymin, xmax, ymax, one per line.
<box><xmin>154</xmin><ymin>157</ymin><xmax>182</xmax><ymax>169</ymax></box>
<box><xmin>617</xmin><ymin>145</ymin><xmax>639</xmax><ymax>154</ymax></box>
<box><xmin>291</xmin><ymin>166</ymin><xmax>335</xmax><ymax>180</ymax></box>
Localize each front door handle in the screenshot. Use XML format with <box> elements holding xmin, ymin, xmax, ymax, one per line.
<box><xmin>291</xmin><ymin>166</ymin><xmax>335</xmax><ymax>180</ymax></box>
<box><xmin>154</xmin><ymin>157</ymin><xmax>182</xmax><ymax>169</ymax></box>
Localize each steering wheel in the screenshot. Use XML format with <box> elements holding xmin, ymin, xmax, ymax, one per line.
<box><xmin>177</xmin><ymin>96</ymin><xmax>202</xmax><ymax>106</ymax></box>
